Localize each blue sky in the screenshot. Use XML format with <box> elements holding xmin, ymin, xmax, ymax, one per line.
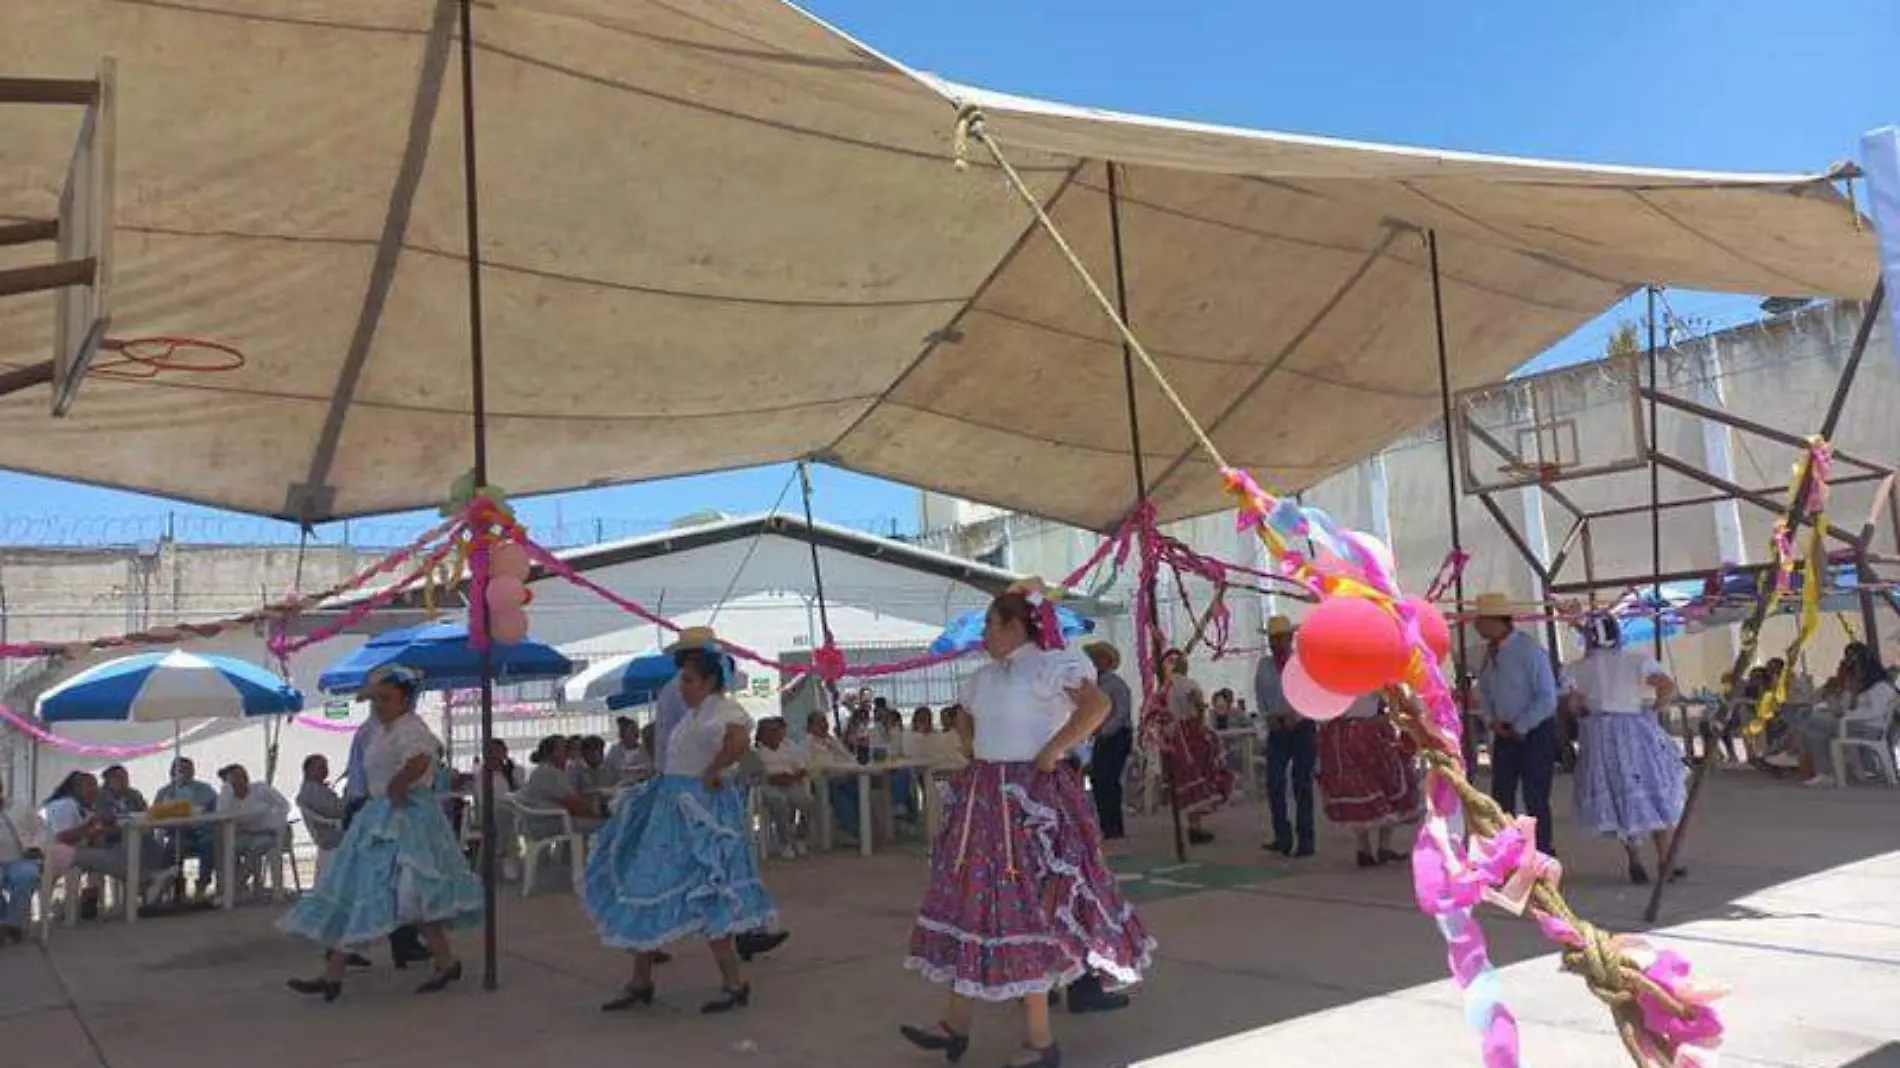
<box><xmin>3</xmin><ymin>0</ymin><xmax>1893</xmax><ymax>546</ymax></box>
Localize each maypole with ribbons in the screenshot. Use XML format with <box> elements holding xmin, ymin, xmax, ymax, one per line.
<box><xmin>947</xmin><ymin>100</ymin><xmax>1727</xmax><ymax>1067</ymax></box>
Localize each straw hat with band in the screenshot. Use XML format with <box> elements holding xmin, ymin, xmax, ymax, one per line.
<box><xmin>1474</xmin><ymin>593</ymin><xmax>1515</xmax><ymax>619</ymax></box>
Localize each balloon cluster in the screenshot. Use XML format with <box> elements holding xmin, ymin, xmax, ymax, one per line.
<box><xmin>1280</xmin><ymin>531</ymin><xmax>1454</xmax><ymax>721</ymax></box>
<box><xmin>449</xmin><ymin>474</ymin><xmax>536</xmax><ymax>647</ymax></box>
<box><xmin>485</xmin><ymin>538</ymin><xmax>534</xmax><ymax>644</ymax></box>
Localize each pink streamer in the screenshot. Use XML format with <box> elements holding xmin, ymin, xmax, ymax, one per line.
<box><xmin>0</xmin><ymin>702</ymin><xmax>219</xmax><ymax>757</ymax></box>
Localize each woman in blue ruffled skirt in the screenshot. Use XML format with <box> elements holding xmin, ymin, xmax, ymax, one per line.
<box><xmin>282</xmin><ymin>664</ymin><xmax>483</xmax><ymax>1000</ymax></box>
<box><xmin>585</xmin><ymin>645</ymin><xmax>775</xmax><ymax>1015</ymax></box>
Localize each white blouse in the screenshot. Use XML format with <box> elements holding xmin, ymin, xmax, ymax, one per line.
<box><xmin>960</xmin><ymin>644</ymin><xmax>1095</xmax><ymax>763</ymax></box>
<box><xmin>362</xmin><ymin>713</ymin><xmax>439</xmax><ymax>798</ymax></box>
<box><xmin>664</xmin><ymin>694</ymin><xmax>751</xmax><ymax>775</ymax></box>
<box><xmin>1564</xmin><ymin>649</ymin><xmax>1666</xmax><ymax>716</ymax></box>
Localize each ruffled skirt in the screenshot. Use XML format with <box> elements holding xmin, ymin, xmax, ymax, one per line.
<box><xmin>905</xmin><ymin>761</ymin><xmax>1155</xmax><ymax>1001</ymax></box>
<box><xmin>279</xmin><ymin>792</ymin><xmax>482</xmax><ymax>950</ymax></box>
<box><xmin>582</xmin><ymin>775</ymin><xmax>777</xmax><ymax>950</ymax></box>
<box><xmin>1316</xmin><ymin>716</ymin><xmax>1421</xmax><ymax>828</ymax></box>
<box><xmin>1574</xmin><ymin>712</ymin><xmax>1686</xmax><ymax>840</ymax></box>
<box><xmin>1149</xmin><ymin>714</ymin><xmax>1233</xmax><ymax>815</ymax></box>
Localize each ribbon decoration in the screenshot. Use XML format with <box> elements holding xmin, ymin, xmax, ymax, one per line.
<box><xmin>0</xmin><ymin>702</ymin><xmax>221</xmax><ymax>757</ymax></box>
<box><xmin>1222</xmin><ymin>465</ymin><xmax>1725</xmax><ymax>1068</ymax></box>
<box><xmin>1746</xmin><ymin>438</ymin><xmax>1833</xmax><ymax>736</ymax></box>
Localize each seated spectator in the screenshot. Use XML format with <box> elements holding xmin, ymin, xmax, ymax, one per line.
<box><xmin>620</xmin><ymin>724</ymin><xmax>658</xmax><ymax>786</ymax></box>
<box><xmin>567</xmin><ymin>735</ymin><xmax>614</xmax><ymax>797</ymax></box>
<box><xmin>1796</xmin><ymin>643</ymin><xmax>1899</xmax><ymax>786</ymax></box>
<box><xmin>41</xmin><ymin>772</ymin><xmax>124</xmax><ymax>917</ymax></box>
<box><xmin>1</xmin><ymin>772</ymin><xmax>49</xmax><ymax>943</ymax></box>
<box><xmin>517</xmin><ymin>735</ymin><xmax>603</xmax><ymax>837</ymax></box>
<box><xmin>216</xmin><ymin>764</ymin><xmax>291</xmax><ymax>896</ymax></box>
<box><xmin>802</xmin><ymin>711</ymin><xmax>864</xmax><ymax>845</ymax></box>
<box><xmin>603</xmin><ymin>717</ymin><xmax>641</xmax><ymax>785</ymax></box>
<box><xmin>755</xmin><ymin>718</ymin><xmax>814</xmax><ymax>859</ymax></box>
<box><xmin>295</xmin><ymin>755</ymin><xmax>347</xmax><ymax>872</ymax></box>
<box><xmin>154</xmin><ymin>758</ymin><xmax>220</xmax><ymax>899</ymax></box>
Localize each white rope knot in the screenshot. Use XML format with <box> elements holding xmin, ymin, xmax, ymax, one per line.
<box><xmin>951</xmin><ymin>102</ymin><xmax>985</xmax><ymax>171</ymax></box>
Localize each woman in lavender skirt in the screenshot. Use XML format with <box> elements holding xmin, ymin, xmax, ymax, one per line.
<box><xmin>1563</xmin><ymin>615</ymin><xmax>1688</xmax><ymax>886</ymax></box>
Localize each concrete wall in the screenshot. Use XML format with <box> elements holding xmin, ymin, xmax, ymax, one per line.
<box><xmin>921</xmin><ymin>301</ymin><xmax>1897</xmax><ymax>697</ymax></box>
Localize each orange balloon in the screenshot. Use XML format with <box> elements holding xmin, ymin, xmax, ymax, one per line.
<box><xmin>1296</xmin><ymin>597</ymin><xmax>1409</xmax><ymax>694</ymax></box>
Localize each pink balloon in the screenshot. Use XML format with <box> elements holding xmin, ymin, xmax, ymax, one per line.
<box><xmin>489</xmin><ymin>607</ymin><xmax>529</xmax><ymax>644</ymax></box>
<box><xmin>490</xmin><ymin>541</ymin><xmax>531</xmax><ymax>582</ymax></box>
<box><xmin>485</xmin><ymin>575</ymin><xmax>526</xmax><ymax>612</ymax></box>
<box><xmin>1283</xmin><ymin>653</ymin><xmax>1356</xmax><ymax>722</ymax></box>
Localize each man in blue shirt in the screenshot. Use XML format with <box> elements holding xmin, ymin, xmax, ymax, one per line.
<box><xmin>1254</xmin><ymin>616</ymin><xmax>1316</xmax><ymax>858</ymax></box>
<box><xmin>1474</xmin><ymin>593</ymin><xmax>1560</xmax><ymax>856</ymax></box>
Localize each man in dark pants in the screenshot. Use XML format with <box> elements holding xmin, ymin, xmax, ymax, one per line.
<box><xmin>1083</xmin><ymin>642</ymin><xmax>1134</xmax><ymax>841</ymax></box>
<box><xmin>1254</xmin><ymin>616</ymin><xmax>1316</xmax><ymax>858</ymax></box>
<box><xmin>1474</xmin><ymin>593</ymin><xmax>1561</xmax><ymax>856</ymax></box>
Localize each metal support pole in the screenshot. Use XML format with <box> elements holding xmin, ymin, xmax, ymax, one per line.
<box><xmin>455</xmin><ymin>0</ymin><xmax>500</xmax><ymax>991</ymax></box>
<box><xmin>1107</xmin><ymin>161</ymin><xmax>1188</xmax><ymax>864</ymax></box>
<box><xmin>1645</xmin><ymin>278</ymin><xmax>1886</xmax><ymax>923</ymax></box>
<box><xmin>1647</xmin><ymin>287</ymin><xmax>1665</xmax><ymax>661</ymax></box>
<box><xmin>1427</xmin><ymin>232</ymin><xmax>1478</xmax><ymax>773</ymax></box>
<box><xmin>797</xmin><ymin>461</ymin><xmax>844</xmax><ymax>735</ymax></box>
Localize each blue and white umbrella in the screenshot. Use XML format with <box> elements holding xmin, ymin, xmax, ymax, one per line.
<box><xmin>929</xmin><ymin>603</ymin><xmax>1095</xmax><ymax>655</ymax></box>
<box><xmin>36</xmin><ymin>650</ymin><xmax>304</xmax><ymax>723</ymax></box>
<box><xmin>562</xmin><ymin>650</ymin><xmax>749</xmax><ymax>711</ymax></box>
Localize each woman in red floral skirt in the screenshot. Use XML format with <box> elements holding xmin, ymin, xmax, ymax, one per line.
<box><xmin>901</xmin><ymin>584</ymin><xmax>1155</xmax><ymax>1068</ymax></box>
<box><xmin>1140</xmin><ymin>649</ymin><xmax>1232</xmax><ymax>845</ymax></box>
<box><xmin>1316</xmin><ymin>693</ymin><xmax>1421</xmax><ymax>868</ymax></box>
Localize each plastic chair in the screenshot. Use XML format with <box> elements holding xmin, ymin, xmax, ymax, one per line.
<box><xmin>1830</xmin><ymin>708</ymin><xmax>1900</xmax><ymax>787</ymax></box>
<box><xmin>500</xmin><ymin>795</ymin><xmax>584</xmax><ymax>898</ymax></box>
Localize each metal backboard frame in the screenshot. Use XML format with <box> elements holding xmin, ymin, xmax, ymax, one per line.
<box><xmin>52</xmin><ymin>58</ymin><xmax>116</xmax><ymax>418</ymax></box>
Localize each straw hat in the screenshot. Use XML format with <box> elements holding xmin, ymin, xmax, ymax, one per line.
<box><xmin>1266</xmin><ymin>615</ymin><xmax>1294</xmax><ymax>637</ymax></box>
<box><xmin>1474</xmin><ymin>593</ymin><xmax>1514</xmax><ymax>619</ymax></box>
<box><xmin>664</xmin><ymin>625</ymin><xmax>720</xmax><ymax>652</ymax></box>
<box><xmin>1083</xmin><ymin>641</ymin><xmax>1121</xmax><ymax>670</ymax></box>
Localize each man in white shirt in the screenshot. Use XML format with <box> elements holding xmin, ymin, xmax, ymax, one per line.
<box><xmin>216</xmin><ymin>764</ymin><xmax>290</xmax><ymax>897</ymax></box>
<box><xmin>0</xmin><ymin>773</ymin><xmax>46</xmax><ymax>942</ymax></box>
<box><xmin>754</xmin><ymin>718</ymin><xmax>815</xmax><ymax>859</ymax></box>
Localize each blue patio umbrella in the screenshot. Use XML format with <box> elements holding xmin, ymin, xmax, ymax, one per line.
<box><xmin>929</xmin><ymin>604</ymin><xmax>1095</xmax><ymax>656</ymax></box>
<box><xmin>562</xmin><ymin>652</ymin><xmax>678</xmax><ymax>710</ymax></box>
<box><xmin>318</xmin><ymin>621</ymin><xmax>575</xmax><ymax>695</ymax></box>
<box><xmin>37</xmin><ymin>650</ymin><xmax>303</xmax><ymax>723</ymax></box>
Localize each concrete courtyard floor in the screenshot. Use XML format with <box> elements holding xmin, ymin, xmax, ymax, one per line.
<box><xmin>3</xmin><ymin>770</ymin><xmax>1898</xmax><ymax>1068</ymax></box>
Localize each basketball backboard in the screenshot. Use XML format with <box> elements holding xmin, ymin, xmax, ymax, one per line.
<box><xmin>1453</xmin><ymin>352</ymin><xmax>1648</xmax><ymax>494</ymax></box>
<box><xmin>51</xmin><ymin>58</ymin><xmax>115</xmax><ymax>418</ymax></box>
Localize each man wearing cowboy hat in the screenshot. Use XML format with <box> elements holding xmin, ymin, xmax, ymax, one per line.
<box><xmin>1473</xmin><ymin>593</ymin><xmax>1560</xmax><ymax>856</ymax></box>
<box><xmin>1081</xmin><ymin>642</ymin><xmax>1134</xmax><ymax>840</ymax></box>
<box><xmin>1254</xmin><ymin>615</ymin><xmax>1316</xmax><ymax>858</ymax></box>
<box><xmin>652</xmin><ymin>626</ymin><xmax>789</xmax><ymax>963</ymax></box>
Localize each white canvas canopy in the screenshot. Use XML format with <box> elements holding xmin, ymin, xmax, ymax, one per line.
<box><xmin>0</xmin><ymin>0</ymin><xmax>1878</xmax><ymax>530</ymax></box>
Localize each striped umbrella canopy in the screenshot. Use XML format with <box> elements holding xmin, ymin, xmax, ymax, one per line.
<box><xmin>36</xmin><ymin>650</ymin><xmax>304</xmax><ymax>723</ymax></box>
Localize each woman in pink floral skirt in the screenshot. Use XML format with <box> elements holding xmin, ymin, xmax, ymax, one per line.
<box><xmin>901</xmin><ymin>584</ymin><xmax>1156</xmax><ymax>1068</ymax></box>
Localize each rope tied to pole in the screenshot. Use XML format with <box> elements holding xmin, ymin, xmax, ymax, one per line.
<box><xmin>951</xmin><ymin>103</ymin><xmax>1726</xmax><ymax>1068</ymax></box>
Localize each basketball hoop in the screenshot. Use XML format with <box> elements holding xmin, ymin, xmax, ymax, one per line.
<box><xmin>93</xmin><ymin>335</ymin><xmax>246</xmax><ymax>380</ymax></box>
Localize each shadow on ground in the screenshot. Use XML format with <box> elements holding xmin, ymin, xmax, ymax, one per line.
<box><xmin>2</xmin><ymin>770</ymin><xmax>1896</xmax><ymax>1068</ymax></box>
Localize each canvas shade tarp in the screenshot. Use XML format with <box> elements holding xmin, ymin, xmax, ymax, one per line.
<box><xmin>0</xmin><ymin>0</ymin><xmax>1878</xmax><ymax>531</ymax></box>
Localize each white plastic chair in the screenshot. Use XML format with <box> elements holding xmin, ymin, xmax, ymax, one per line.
<box><xmin>500</xmin><ymin>795</ymin><xmax>585</xmax><ymax>898</ymax></box>
<box><xmin>1830</xmin><ymin>707</ymin><xmax>1900</xmax><ymax>787</ymax></box>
